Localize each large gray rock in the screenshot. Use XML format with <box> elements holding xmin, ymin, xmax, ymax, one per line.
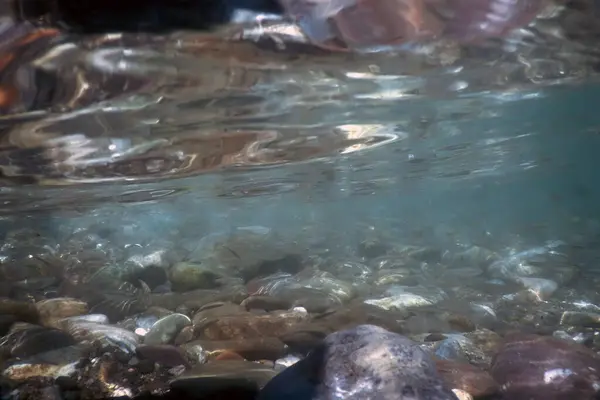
<box><xmin>187</xmin><ymin>227</ymin><xmax>303</xmax><ymax>282</ymax></box>
<box><xmin>258</xmin><ymin>324</ymin><xmax>458</xmax><ymax>400</ymax></box>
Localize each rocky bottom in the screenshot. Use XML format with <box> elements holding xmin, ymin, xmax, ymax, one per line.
<box><xmin>2</xmin><ymin>227</ymin><xmax>600</xmax><ymax>399</ymax></box>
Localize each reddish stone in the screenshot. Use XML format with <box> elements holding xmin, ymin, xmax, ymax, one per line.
<box><xmin>430</xmin><ymin>0</ymin><xmax>547</xmax><ymax>41</ymax></box>
<box><xmin>214</xmin><ymin>351</ymin><xmax>245</xmax><ymax>361</ymax></box>
<box><xmin>491</xmin><ymin>333</ymin><xmax>600</xmax><ymax>400</ymax></box>
<box><xmin>435</xmin><ymin>359</ymin><xmax>499</xmax><ymax>397</ymax></box>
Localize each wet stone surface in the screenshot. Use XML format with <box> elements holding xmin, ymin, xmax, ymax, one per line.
<box><xmin>0</xmin><ymin>228</ymin><xmax>600</xmax><ymax>399</ymax></box>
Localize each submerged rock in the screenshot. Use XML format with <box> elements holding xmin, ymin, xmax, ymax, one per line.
<box><xmin>191</xmin><ymin>303</ymin><xmax>249</xmax><ymax>333</ymax></box>
<box><xmin>2</xmin><ymin>362</ymin><xmax>77</xmax><ymax>381</ymax></box>
<box><xmin>66</xmin><ymin>321</ymin><xmax>139</xmax><ymax>353</ymax></box>
<box><xmin>279</xmin><ymin>303</ymin><xmax>407</xmax><ymax>354</ymax></box>
<box><xmin>365</xmin><ymin>285</ymin><xmax>447</xmax><ymax>311</ymax></box>
<box><xmin>197</xmin><ymin>309</ymin><xmax>309</xmax><ymax>340</ymax></box>
<box><xmin>259</xmin><ymin>324</ymin><xmax>458</xmax><ymax>400</ymax></box>
<box><xmin>429</xmin><ymin>334</ymin><xmax>488</xmax><ymax>367</ymax></box>
<box><xmin>143</xmin><ymin>313</ymin><xmax>191</xmax><ymax>345</ymax></box>
<box><xmin>150</xmin><ymin>286</ymin><xmax>248</xmax><ymax>311</ymax></box>
<box><xmin>169</xmin><ymin>262</ymin><xmax>226</xmax><ymax>292</ymax></box>
<box><xmin>4</xmin><ymin>325</ymin><xmax>76</xmax><ymax>358</ymax></box>
<box><xmin>560</xmin><ymin>311</ymin><xmax>600</xmax><ymax>328</ymax></box>
<box><xmin>434</xmin><ymin>359</ymin><xmax>498</xmax><ymax>398</ymax></box>
<box><xmin>136</xmin><ymin>344</ymin><xmax>192</xmax><ymax>368</ymax></box>
<box><xmin>248</xmin><ymin>270</ymin><xmax>355</xmax><ymax>306</ymax></box>
<box><xmin>183</xmin><ymin>337</ymin><xmax>287</xmax><ymax>362</ymax></box>
<box><xmin>170</xmin><ymin>360</ymin><xmax>280</xmax><ymax>398</ymax></box>
<box><xmin>491</xmin><ymin>333</ymin><xmax>600</xmax><ymax>400</ymax></box>
<box><xmin>35</xmin><ymin>298</ymin><xmax>88</xmax><ymax>327</ymax></box>
<box><xmin>188</xmin><ymin>228</ymin><xmax>304</xmax><ymax>281</ymax></box>
<box><xmin>0</xmin><ymin>299</ymin><xmax>40</xmax><ymax>324</ymax></box>
<box><xmin>515</xmin><ymin>277</ymin><xmax>558</xmax><ymax>300</ymax></box>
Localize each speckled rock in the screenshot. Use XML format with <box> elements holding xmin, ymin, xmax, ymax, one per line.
<box><xmin>258</xmin><ymin>324</ymin><xmax>458</xmax><ymax>400</ymax></box>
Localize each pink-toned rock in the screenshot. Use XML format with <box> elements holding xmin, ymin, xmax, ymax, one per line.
<box><xmin>278</xmin><ymin>0</ymin><xmax>547</xmax><ymax>50</ymax></box>
<box><xmin>278</xmin><ymin>0</ymin><xmax>443</xmax><ymax>50</ymax></box>
<box><xmin>435</xmin><ymin>359</ymin><xmax>498</xmax><ymax>398</ymax></box>
<box><xmin>491</xmin><ymin>333</ymin><xmax>600</xmax><ymax>400</ymax></box>
<box><xmin>429</xmin><ymin>0</ymin><xmax>547</xmax><ymax>42</ymax></box>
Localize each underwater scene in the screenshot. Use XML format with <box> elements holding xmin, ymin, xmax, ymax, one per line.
<box><xmin>2</xmin><ymin>0</ymin><xmax>600</xmax><ymax>399</ymax></box>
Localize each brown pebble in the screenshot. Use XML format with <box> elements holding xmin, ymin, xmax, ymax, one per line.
<box><xmin>425</xmin><ymin>333</ymin><xmax>447</xmax><ymax>342</ymax></box>
<box><xmin>136</xmin><ymin>345</ymin><xmax>192</xmax><ymax>368</ymax></box>
<box><xmin>183</xmin><ymin>337</ymin><xmax>286</xmax><ymax>361</ymax></box>
<box><xmin>0</xmin><ymin>299</ymin><xmax>39</xmax><ymax>323</ymax></box>
<box><xmin>446</xmin><ymin>314</ymin><xmax>476</xmax><ymax>332</ymax></box>
<box><xmin>197</xmin><ymin>310</ymin><xmax>308</xmax><ymax>340</ymax></box>
<box><xmin>36</xmin><ymin>298</ymin><xmax>88</xmax><ymax>326</ymax></box>
<box><xmin>192</xmin><ymin>303</ymin><xmax>249</xmax><ymax>333</ymax></box>
<box><xmin>214</xmin><ymin>351</ymin><xmax>245</xmax><ymax>361</ymax></box>
<box><xmin>241</xmin><ymin>296</ymin><xmax>292</xmax><ymax>312</ymax></box>
<box><xmin>435</xmin><ymin>359</ymin><xmax>499</xmax><ymax>397</ymax></box>
<box><xmin>174</xmin><ymin>326</ymin><xmax>195</xmax><ymax>346</ymax></box>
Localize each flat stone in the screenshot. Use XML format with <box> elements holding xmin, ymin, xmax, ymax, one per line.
<box><xmin>170</xmin><ymin>360</ymin><xmax>280</xmax><ymax>398</ymax></box>
<box><xmin>197</xmin><ymin>310</ymin><xmax>308</xmax><ymax>340</ymax></box>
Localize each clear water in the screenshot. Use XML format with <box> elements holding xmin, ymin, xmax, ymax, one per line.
<box><xmin>2</xmin><ymin>5</ymin><xmax>600</xmax><ymax>251</ymax></box>
<box><xmin>3</xmin><ymin>2</ymin><xmax>600</xmax><ymax>398</ymax></box>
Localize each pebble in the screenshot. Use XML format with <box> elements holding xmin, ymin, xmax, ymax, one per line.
<box><xmin>169</xmin><ymin>262</ymin><xmax>225</xmax><ymax>292</ymax></box>
<box><xmin>170</xmin><ymin>360</ymin><xmax>280</xmax><ymax>398</ymax></box>
<box><xmin>451</xmin><ymin>389</ymin><xmax>473</xmax><ymax>400</ymax></box>
<box><xmin>7</xmin><ymin>326</ymin><xmax>77</xmax><ymax>358</ymax></box>
<box><xmin>35</xmin><ymin>298</ymin><xmax>88</xmax><ymax>326</ymax></box>
<box><xmin>434</xmin><ymin>359</ymin><xmax>498</xmax><ymax>398</ymax></box>
<box><xmin>144</xmin><ymin>313</ymin><xmax>191</xmax><ymax>345</ymax></box>
<box><xmin>0</xmin><ymin>314</ymin><xmax>16</xmax><ymax>336</ymax></box>
<box><xmin>3</xmin><ymin>362</ymin><xmax>77</xmax><ymax>381</ymax></box>
<box><xmin>197</xmin><ymin>309</ymin><xmax>309</xmax><ymax>340</ymax></box>
<box><xmin>66</xmin><ymin>321</ymin><xmax>139</xmax><ymax>353</ymax></box>
<box><xmin>174</xmin><ymin>325</ymin><xmax>195</xmax><ymax>345</ymax></box>
<box><xmin>136</xmin><ymin>344</ymin><xmax>192</xmax><ymax>368</ymax></box>
<box><xmin>560</xmin><ymin>311</ymin><xmax>600</xmax><ymax>328</ymax></box>
<box><xmin>191</xmin><ymin>303</ymin><xmax>248</xmax><ymax>332</ymax></box>
<box><xmin>3</xmin><ymin>236</ymin><xmax>600</xmax><ymax>400</ymax></box>
<box><xmin>182</xmin><ymin>337</ymin><xmax>287</xmax><ymax>361</ymax></box>
<box><xmin>0</xmin><ymin>299</ymin><xmax>40</xmax><ymax>323</ymax></box>
<box><xmin>241</xmin><ymin>296</ymin><xmax>292</xmax><ymax>312</ymax></box>
<box><xmin>515</xmin><ymin>277</ymin><xmax>558</xmax><ymax>300</ymax></box>
<box><xmin>52</xmin><ymin>313</ymin><xmax>109</xmax><ymax>330</ymax></box>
